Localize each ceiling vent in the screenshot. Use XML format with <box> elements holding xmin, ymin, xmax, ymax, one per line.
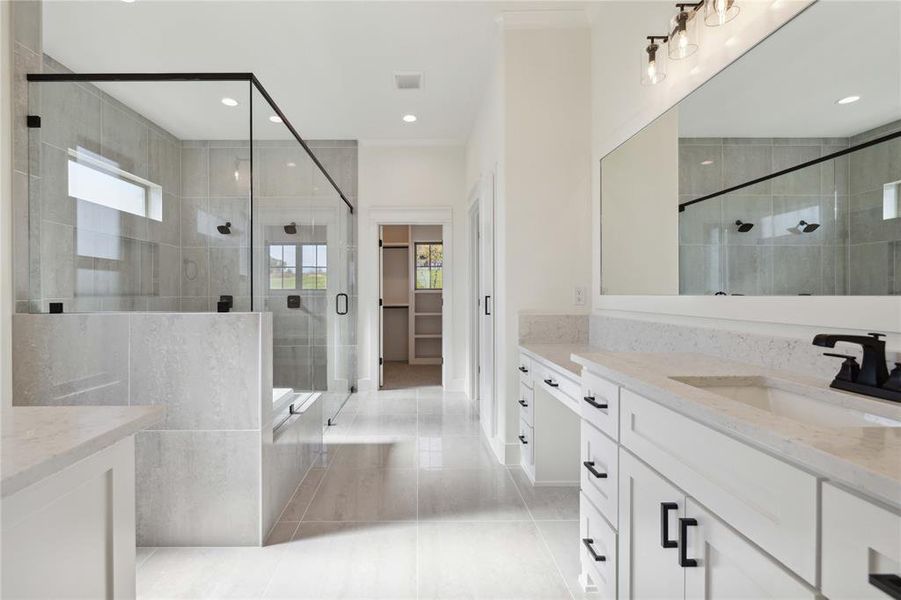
<box><xmin>394</xmin><ymin>72</ymin><xmax>423</xmax><ymax>90</ymax></box>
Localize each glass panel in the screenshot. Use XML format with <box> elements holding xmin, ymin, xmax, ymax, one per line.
<box><xmin>430</xmin><ymin>244</ymin><xmax>443</xmax><ymax>266</ymax></box>
<box><xmin>431</xmin><ymin>268</ymin><xmax>443</xmax><ymax>289</ymax></box>
<box><xmin>317</xmin><ymin>244</ymin><xmax>327</xmax><ymax>267</ymax></box>
<box><xmin>416</xmin><ymin>268</ymin><xmax>431</xmax><ymax>289</ymax></box>
<box><xmin>302</xmin><ymin>244</ymin><xmax>317</xmax><ymax>267</ymax></box>
<box><xmin>26</xmin><ymin>79</ymin><xmax>252</xmax><ymax>312</ymax></box>
<box><xmin>416</xmin><ymin>244</ymin><xmax>429</xmax><ymax>266</ymax></box>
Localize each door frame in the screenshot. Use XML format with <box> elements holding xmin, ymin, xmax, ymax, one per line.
<box><xmin>467</xmin><ymin>191</ymin><xmax>480</xmax><ymax>402</ymax></box>
<box><xmin>365</xmin><ymin>207</ymin><xmax>454</xmax><ymax>391</ymax></box>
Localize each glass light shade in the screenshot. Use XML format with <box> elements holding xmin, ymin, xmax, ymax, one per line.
<box><xmin>705</xmin><ymin>0</ymin><xmax>739</xmax><ymax>26</ymax></box>
<box><xmin>641</xmin><ymin>41</ymin><xmax>667</xmax><ymax>86</ymax></box>
<box><xmin>669</xmin><ymin>9</ymin><xmax>700</xmax><ymax>60</ymax></box>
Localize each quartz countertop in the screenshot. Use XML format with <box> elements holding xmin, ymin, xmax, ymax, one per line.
<box><xmin>2</xmin><ymin>405</ymin><xmax>165</xmax><ymax>497</ymax></box>
<box><xmin>570</xmin><ymin>351</ymin><xmax>901</xmax><ymax>508</ymax></box>
<box><xmin>519</xmin><ymin>343</ymin><xmax>604</xmax><ymax>377</ymax></box>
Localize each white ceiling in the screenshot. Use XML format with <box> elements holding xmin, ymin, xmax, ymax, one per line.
<box><xmin>42</xmin><ymin>0</ymin><xmax>585</xmax><ymax>142</ymax></box>
<box><xmin>679</xmin><ymin>1</ymin><xmax>901</xmax><ymax>138</ymax></box>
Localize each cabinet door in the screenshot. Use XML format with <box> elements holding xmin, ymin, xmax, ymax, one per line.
<box><xmin>683</xmin><ymin>499</ymin><xmax>815</xmax><ymax>600</ymax></box>
<box><xmin>619</xmin><ymin>450</ymin><xmax>685</xmax><ymax>599</ymax></box>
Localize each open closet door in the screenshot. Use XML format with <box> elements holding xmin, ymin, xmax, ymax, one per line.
<box><xmin>479</xmin><ymin>171</ymin><xmax>496</xmax><ymax>437</ymax></box>
<box><xmin>378</xmin><ymin>228</ymin><xmax>385</xmax><ymax>388</ymax></box>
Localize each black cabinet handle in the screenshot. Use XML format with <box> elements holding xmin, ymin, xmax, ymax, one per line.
<box><xmin>336</xmin><ymin>293</ymin><xmax>349</xmax><ymax>315</ymax></box>
<box><xmin>660</xmin><ymin>502</ymin><xmax>678</xmax><ymax>549</ymax></box>
<box><xmin>870</xmin><ymin>574</ymin><xmax>901</xmax><ymax>599</ymax></box>
<box><xmin>518</xmin><ymin>366</ymin><xmax>529</xmax><ymax>373</ymax></box>
<box><xmin>582</xmin><ymin>538</ymin><xmax>606</xmax><ymax>562</ymax></box>
<box><xmin>583</xmin><ymin>395</ymin><xmax>608</xmax><ymax>410</ymax></box>
<box><xmin>518</xmin><ymin>435</ymin><xmax>528</xmax><ymax>444</ymax></box>
<box><xmin>582</xmin><ymin>461</ymin><xmax>607</xmax><ymax>479</ymax></box>
<box><xmin>678</xmin><ymin>518</ymin><xmax>698</xmax><ymax>567</ymax></box>
<box><xmin>544</xmin><ymin>378</ymin><xmax>559</xmax><ymax>388</ymax></box>
<box><xmin>518</xmin><ymin>399</ymin><xmax>528</xmax><ymax>407</ymax></box>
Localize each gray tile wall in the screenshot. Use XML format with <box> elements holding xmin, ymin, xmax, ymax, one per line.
<box><xmin>679</xmin><ymin>125</ymin><xmax>901</xmax><ymax>296</ymax></box>
<box><xmin>9</xmin><ymin>311</ymin><xmax>323</xmax><ymax>547</ymax></box>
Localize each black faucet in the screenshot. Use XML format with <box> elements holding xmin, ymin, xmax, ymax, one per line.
<box><xmin>813</xmin><ymin>333</ymin><xmax>900</xmax><ymax>403</ymax></box>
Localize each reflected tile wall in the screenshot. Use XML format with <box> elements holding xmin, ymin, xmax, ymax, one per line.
<box><xmin>678</xmin><ymin>135</ymin><xmax>862</xmax><ymax>296</ymax></box>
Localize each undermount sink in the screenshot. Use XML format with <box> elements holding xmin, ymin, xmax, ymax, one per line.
<box><xmin>670</xmin><ymin>376</ymin><xmax>901</xmax><ymax>429</ymax></box>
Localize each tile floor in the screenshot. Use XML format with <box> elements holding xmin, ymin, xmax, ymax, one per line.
<box><xmin>136</xmin><ymin>386</ymin><xmax>596</xmax><ymax>599</ymax></box>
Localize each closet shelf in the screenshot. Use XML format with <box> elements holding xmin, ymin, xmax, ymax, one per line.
<box><xmin>414</xmin><ymin>334</ymin><xmax>442</xmax><ymax>339</ymax></box>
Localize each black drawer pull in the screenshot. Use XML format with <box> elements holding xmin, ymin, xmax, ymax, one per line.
<box><xmin>518</xmin><ymin>435</ymin><xmax>528</xmax><ymax>444</ymax></box>
<box><xmin>518</xmin><ymin>366</ymin><xmax>529</xmax><ymax>373</ymax></box>
<box><xmin>518</xmin><ymin>399</ymin><xmax>528</xmax><ymax>407</ymax></box>
<box><xmin>678</xmin><ymin>518</ymin><xmax>698</xmax><ymax>567</ymax></box>
<box><xmin>870</xmin><ymin>574</ymin><xmax>901</xmax><ymax>599</ymax></box>
<box><xmin>544</xmin><ymin>378</ymin><xmax>559</xmax><ymax>388</ymax></box>
<box><xmin>582</xmin><ymin>461</ymin><xmax>607</xmax><ymax>479</ymax></box>
<box><xmin>582</xmin><ymin>538</ymin><xmax>606</xmax><ymax>562</ymax></box>
<box><xmin>583</xmin><ymin>395</ymin><xmax>608</xmax><ymax>410</ymax></box>
<box><xmin>660</xmin><ymin>502</ymin><xmax>678</xmax><ymax>549</ymax></box>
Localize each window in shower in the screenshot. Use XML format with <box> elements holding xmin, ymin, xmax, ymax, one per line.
<box><xmin>269</xmin><ymin>244</ymin><xmax>297</xmax><ymax>290</ymax></box>
<box><xmin>301</xmin><ymin>244</ymin><xmax>327</xmax><ymax>290</ymax></box>
<box><xmin>67</xmin><ymin>147</ymin><xmax>162</xmax><ymax>221</ymax></box>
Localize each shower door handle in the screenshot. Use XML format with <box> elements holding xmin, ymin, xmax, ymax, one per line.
<box><xmin>336</xmin><ymin>293</ymin><xmax>349</xmax><ymax>315</ymax></box>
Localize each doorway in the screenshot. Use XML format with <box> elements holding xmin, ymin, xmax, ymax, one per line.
<box><xmin>379</xmin><ymin>224</ymin><xmax>444</xmax><ymax>390</ymax></box>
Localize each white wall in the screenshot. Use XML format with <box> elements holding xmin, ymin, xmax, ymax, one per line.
<box><xmin>465</xmin><ymin>16</ymin><xmax>593</xmax><ymax>463</ymax></box>
<box><xmin>601</xmin><ymin>107</ymin><xmax>679</xmax><ymax>295</ymax></box>
<box><xmin>357</xmin><ymin>143</ymin><xmax>467</xmax><ymax>391</ymax></box>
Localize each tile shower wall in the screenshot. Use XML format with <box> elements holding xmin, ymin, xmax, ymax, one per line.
<box><xmin>23</xmin><ymin>55</ymin><xmax>183</xmax><ymax>313</ymax></box>
<box><xmin>680</xmin><ymin>122</ymin><xmax>901</xmax><ymax>296</ymax></box>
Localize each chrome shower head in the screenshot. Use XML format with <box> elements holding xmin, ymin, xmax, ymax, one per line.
<box><xmin>217</xmin><ymin>222</ymin><xmax>232</xmax><ymax>235</ymax></box>
<box><xmin>735</xmin><ymin>220</ymin><xmax>754</xmax><ymax>233</ymax></box>
<box><xmin>798</xmin><ymin>220</ymin><xmax>820</xmax><ymax>233</ymax></box>
<box><xmin>284</xmin><ymin>222</ymin><xmax>297</xmax><ymax>235</ymax></box>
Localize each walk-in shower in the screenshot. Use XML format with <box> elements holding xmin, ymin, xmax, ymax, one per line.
<box><xmin>22</xmin><ymin>72</ymin><xmax>357</xmax><ymax>424</ymax></box>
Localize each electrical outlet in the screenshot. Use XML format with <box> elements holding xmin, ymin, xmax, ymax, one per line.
<box><xmin>574</xmin><ymin>286</ymin><xmax>586</xmax><ymax>306</ymax></box>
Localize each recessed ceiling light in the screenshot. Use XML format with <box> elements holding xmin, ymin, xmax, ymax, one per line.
<box><xmin>286</xmin><ymin>162</ymin><xmax>296</xmax><ymax>168</ymax></box>
<box><xmin>836</xmin><ymin>95</ymin><xmax>861</xmax><ymax>105</ymax></box>
<box><xmin>402</xmin><ymin>114</ymin><xmax>417</xmax><ymax>123</ymax></box>
<box><xmin>269</xmin><ymin>115</ymin><xmax>282</xmax><ymax>124</ymax></box>
<box><xmin>701</xmin><ymin>160</ymin><xmax>714</xmax><ymax>166</ymax></box>
<box><xmin>221</xmin><ymin>97</ymin><xmax>239</xmax><ymax>107</ymax></box>
<box><xmin>121</xmin><ymin>0</ymin><xmax>136</xmax><ymax>3</ymax></box>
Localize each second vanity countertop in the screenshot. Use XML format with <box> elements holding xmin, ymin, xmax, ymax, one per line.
<box><xmin>2</xmin><ymin>405</ymin><xmax>165</xmax><ymax>497</ymax></box>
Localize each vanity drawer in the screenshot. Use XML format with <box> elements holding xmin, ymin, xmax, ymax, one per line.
<box><xmin>533</xmin><ymin>362</ymin><xmax>580</xmax><ymax>409</ymax></box>
<box><xmin>518</xmin><ymin>383</ymin><xmax>534</xmax><ymax>427</ymax></box>
<box><xmin>822</xmin><ymin>483</ymin><xmax>901</xmax><ymax>600</ymax></box>
<box><xmin>581</xmin><ymin>420</ymin><xmax>618</xmax><ymax>527</ymax></box>
<box><xmin>518</xmin><ymin>353</ymin><xmax>533</xmax><ymax>389</ymax></box>
<box><xmin>518</xmin><ymin>418</ymin><xmax>534</xmax><ymax>469</ymax></box>
<box><xmin>580</xmin><ymin>491</ymin><xmax>617</xmax><ymax>599</ymax></box>
<box><xmin>619</xmin><ymin>389</ymin><xmax>818</xmax><ymax>584</ymax></box>
<box><xmin>581</xmin><ymin>371</ymin><xmax>620</xmax><ymax>442</ymax></box>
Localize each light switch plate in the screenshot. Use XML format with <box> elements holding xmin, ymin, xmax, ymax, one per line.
<box><xmin>574</xmin><ymin>286</ymin><xmax>586</xmax><ymax>306</ymax></box>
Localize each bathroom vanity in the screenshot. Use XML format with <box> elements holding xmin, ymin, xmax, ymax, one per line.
<box><xmin>517</xmin><ymin>344</ymin><xmax>901</xmax><ymax>599</ymax></box>
<box><xmin>1</xmin><ymin>405</ymin><xmax>164</xmax><ymax>599</ymax></box>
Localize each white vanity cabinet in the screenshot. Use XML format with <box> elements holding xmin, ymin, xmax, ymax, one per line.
<box><xmin>822</xmin><ymin>483</ymin><xmax>901</xmax><ymax>600</ymax></box>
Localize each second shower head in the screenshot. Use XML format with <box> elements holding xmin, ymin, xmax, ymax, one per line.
<box><xmin>217</xmin><ymin>222</ymin><xmax>232</xmax><ymax>235</ymax></box>
<box><xmin>284</xmin><ymin>222</ymin><xmax>297</xmax><ymax>235</ymax></box>
<box><xmin>798</xmin><ymin>220</ymin><xmax>820</xmax><ymax>233</ymax></box>
<box><xmin>735</xmin><ymin>220</ymin><xmax>754</xmax><ymax>233</ymax></box>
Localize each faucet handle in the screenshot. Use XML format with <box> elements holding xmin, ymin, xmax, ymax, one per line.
<box><xmin>823</xmin><ymin>353</ymin><xmax>860</xmax><ymax>383</ymax></box>
<box><xmin>886</xmin><ymin>363</ymin><xmax>901</xmax><ymax>392</ymax></box>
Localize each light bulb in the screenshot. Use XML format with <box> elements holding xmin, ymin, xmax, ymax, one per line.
<box><xmin>705</xmin><ymin>0</ymin><xmax>739</xmax><ymax>27</ymax></box>
<box><xmin>647</xmin><ymin>60</ymin><xmax>658</xmax><ymax>82</ymax></box>
<box><xmin>234</xmin><ymin>170</ymin><xmax>240</xmax><ymax>181</ymax></box>
<box><xmin>712</xmin><ymin>0</ymin><xmax>727</xmax><ymax>25</ymax></box>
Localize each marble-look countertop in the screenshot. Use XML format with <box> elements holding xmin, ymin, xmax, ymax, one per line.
<box><xmin>2</xmin><ymin>405</ymin><xmax>165</xmax><ymax>497</ymax></box>
<box><xmin>519</xmin><ymin>343</ymin><xmax>604</xmax><ymax>377</ymax></box>
<box><xmin>570</xmin><ymin>351</ymin><xmax>901</xmax><ymax>508</ymax></box>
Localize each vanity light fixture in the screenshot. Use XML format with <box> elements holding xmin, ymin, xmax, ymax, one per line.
<box><xmin>269</xmin><ymin>115</ymin><xmax>283</xmax><ymax>123</ymax></box>
<box><xmin>734</xmin><ymin>220</ymin><xmax>754</xmax><ymax>232</ymax></box>
<box><xmin>837</xmin><ymin>95</ymin><xmax>861</xmax><ymax>105</ymax></box>
<box><xmin>641</xmin><ymin>36</ymin><xmax>669</xmax><ymax>86</ymax></box>
<box><xmin>669</xmin><ymin>3</ymin><xmax>702</xmax><ymax>60</ymax></box>
<box><xmin>403</xmin><ymin>114</ymin><xmax>417</xmax><ymax>123</ymax></box>
<box><xmin>705</xmin><ymin>0</ymin><xmax>739</xmax><ymax>27</ymax></box>
<box><xmin>221</xmin><ymin>97</ymin><xmax>239</xmax><ymax>107</ymax></box>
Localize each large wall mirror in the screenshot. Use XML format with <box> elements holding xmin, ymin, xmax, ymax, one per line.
<box><xmin>601</xmin><ymin>1</ymin><xmax>901</xmax><ymax>296</ymax></box>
